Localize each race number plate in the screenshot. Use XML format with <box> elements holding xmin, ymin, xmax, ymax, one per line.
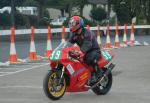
<box><xmin>102</xmin><ymin>51</ymin><xmax>112</xmax><ymax>61</ymax></box>
<box><xmin>50</xmin><ymin>50</ymin><xmax>62</xmax><ymax>61</ymax></box>
<box><xmin>66</xmin><ymin>64</ymin><xmax>75</xmax><ymax>75</ymax></box>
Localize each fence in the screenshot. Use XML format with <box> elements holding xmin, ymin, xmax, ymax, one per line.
<box><xmin>0</xmin><ymin>25</ymin><xmax>150</xmax><ymax>36</ymax></box>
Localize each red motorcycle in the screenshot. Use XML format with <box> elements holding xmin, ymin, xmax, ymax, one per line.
<box><xmin>43</xmin><ymin>42</ymin><xmax>115</xmax><ymax>100</ymax></box>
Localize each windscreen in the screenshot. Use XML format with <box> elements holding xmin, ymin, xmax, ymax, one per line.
<box><xmin>54</xmin><ymin>41</ymin><xmax>73</xmax><ymax>51</ymax></box>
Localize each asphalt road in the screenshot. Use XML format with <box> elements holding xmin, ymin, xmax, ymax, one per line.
<box><xmin>0</xmin><ymin>46</ymin><xmax>150</xmax><ymax>103</ymax></box>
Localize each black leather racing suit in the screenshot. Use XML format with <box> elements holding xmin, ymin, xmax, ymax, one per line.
<box><xmin>68</xmin><ymin>28</ymin><xmax>101</xmax><ymax>73</ymax></box>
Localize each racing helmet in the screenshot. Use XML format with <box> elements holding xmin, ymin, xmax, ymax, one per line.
<box><xmin>69</xmin><ymin>16</ymin><xmax>84</xmax><ymax>33</ymax></box>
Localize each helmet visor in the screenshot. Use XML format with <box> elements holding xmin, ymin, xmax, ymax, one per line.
<box><xmin>69</xmin><ymin>19</ymin><xmax>77</xmax><ymax>28</ymax></box>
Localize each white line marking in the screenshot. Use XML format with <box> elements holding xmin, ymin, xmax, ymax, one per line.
<box><xmin>0</xmin><ymin>63</ymin><xmax>49</xmax><ymax>77</ymax></box>
<box><xmin>0</xmin><ymin>72</ymin><xmax>14</xmax><ymax>73</ymax></box>
<box><xmin>0</xmin><ymin>85</ymin><xmax>42</xmax><ymax>89</ymax></box>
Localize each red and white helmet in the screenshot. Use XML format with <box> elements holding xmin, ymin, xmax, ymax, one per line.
<box><xmin>69</xmin><ymin>16</ymin><xmax>84</xmax><ymax>33</ymax></box>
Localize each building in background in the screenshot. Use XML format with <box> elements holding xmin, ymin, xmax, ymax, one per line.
<box><xmin>0</xmin><ymin>6</ymin><xmax>11</xmax><ymax>13</ymax></box>
<box><xmin>17</xmin><ymin>7</ymin><xmax>38</xmax><ymax>16</ymax></box>
<box><xmin>0</xmin><ymin>6</ymin><xmax>38</xmax><ymax>15</ymax></box>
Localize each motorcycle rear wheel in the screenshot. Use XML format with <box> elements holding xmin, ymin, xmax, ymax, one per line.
<box><xmin>43</xmin><ymin>70</ymin><xmax>66</xmax><ymax>100</ymax></box>
<box><xmin>92</xmin><ymin>71</ymin><xmax>112</xmax><ymax>95</ymax></box>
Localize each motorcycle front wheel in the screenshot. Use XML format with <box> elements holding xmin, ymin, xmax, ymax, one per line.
<box><xmin>92</xmin><ymin>71</ymin><xmax>112</xmax><ymax>95</ymax></box>
<box><xmin>43</xmin><ymin>70</ymin><xmax>66</xmax><ymax>100</ymax></box>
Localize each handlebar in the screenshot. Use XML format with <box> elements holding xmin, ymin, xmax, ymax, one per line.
<box><xmin>68</xmin><ymin>50</ymin><xmax>80</xmax><ymax>58</ymax></box>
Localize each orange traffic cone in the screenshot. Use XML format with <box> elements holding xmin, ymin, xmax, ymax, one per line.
<box><xmin>9</xmin><ymin>27</ymin><xmax>18</xmax><ymax>64</ymax></box>
<box><xmin>122</xmin><ymin>24</ymin><xmax>128</xmax><ymax>47</ymax></box>
<box><xmin>97</xmin><ymin>25</ymin><xmax>102</xmax><ymax>48</ymax></box>
<box><xmin>105</xmin><ymin>24</ymin><xmax>112</xmax><ymax>49</ymax></box>
<box><xmin>28</xmin><ymin>26</ymin><xmax>38</xmax><ymax>61</ymax></box>
<box><xmin>130</xmin><ymin>23</ymin><xmax>135</xmax><ymax>46</ymax></box>
<box><xmin>61</xmin><ymin>26</ymin><xmax>65</xmax><ymax>42</ymax></box>
<box><xmin>45</xmin><ymin>26</ymin><xmax>52</xmax><ymax>58</ymax></box>
<box><xmin>114</xmin><ymin>23</ymin><xmax>120</xmax><ymax>48</ymax></box>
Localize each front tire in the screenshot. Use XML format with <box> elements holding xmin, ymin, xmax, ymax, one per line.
<box><xmin>92</xmin><ymin>72</ymin><xmax>112</xmax><ymax>95</ymax></box>
<box><xmin>43</xmin><ymin>70</ymin><xmax>66</xmax><ymax>100</ymax></box>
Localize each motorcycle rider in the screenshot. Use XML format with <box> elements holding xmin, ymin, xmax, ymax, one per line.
<box><xmin>67</xmin><ymin>16</ymin><xmax>103</xmax><ymax>80</ymax></box>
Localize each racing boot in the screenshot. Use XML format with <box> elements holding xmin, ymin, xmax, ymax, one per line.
<box><xmin>87</xmin><ymin>67</ymin><xmax>103</xmax><ymax>86</ymax></box>
<box><xmin>93</xmin><ymin>63</ymin><xmax>103</xmax><ymax>79</ymax></box>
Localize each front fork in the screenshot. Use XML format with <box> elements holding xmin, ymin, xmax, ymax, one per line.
<box><xmin>58</xmin><ymin>66</ymin><xmax>65</xmax><ymax>84</ymax></box>
<box><xmin>53</xmin><ymin>62</ymin><xmax>65</xmax><ymax>84</ymax></box>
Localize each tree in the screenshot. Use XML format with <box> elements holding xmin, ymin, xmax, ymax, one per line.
<box><xmin>76</xmin><ymin>0</ymin><xmax>89</xmax><ymax>16</ymax></box>
<box><xmin>0</xmin><ymin>0</ymin><xmax>24</xmax><ymax>8</ymax></box>
<box><xmin>90</xmin><ymin>6</ymin><xmax>107</xmax><ymax>24</ymax></box>
<box><xmin>0</xmin><ymin>0</ymin><xmax>25</xmax><ymax>26</ymax></box>
<box><xmin>111</xmin><ymin>0</ymin><xmax>132</xmax><ymax>24</ymax></box>
<box><xmin>47</xmin><ymin>0</ymin><xmax>75</xmax><ymax>17</ymax></box>
<box><xmin>129</xmin><ymin>0</ymin><xmax>143</xmax><ymax>24</ymax></box>
<box><xmin>111</xmin><ymin>0</ymin><xmax>145</xmax><ymax>24</ymax></box>
<box><xmin>142</xmin><ymin>0</ymin><xmax>150</xmax><ymax>24</ymax></box>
